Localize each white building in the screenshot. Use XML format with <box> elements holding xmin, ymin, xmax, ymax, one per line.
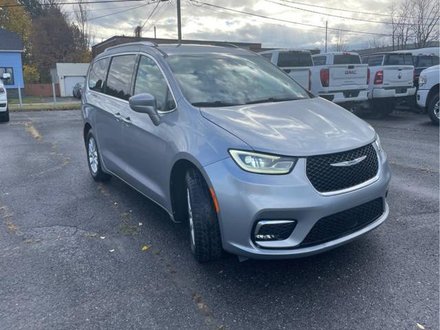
<box><xmin>56</xmin><ymin>63</ymin><xmax>89</xmax><ymax>97</ymax></box>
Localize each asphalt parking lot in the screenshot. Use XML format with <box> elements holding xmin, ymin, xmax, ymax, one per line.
<box><xmin>0</xmin><ymin>109</ymin><xmax>438</xmax><ymax>330</ymax></box>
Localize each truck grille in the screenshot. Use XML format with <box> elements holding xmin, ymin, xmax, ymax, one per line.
<box><xmin>306</xmin><ymin>144</ymin><xmax>378</xmax><ymax>193</ymax></box>
<box><xmin>298</xmin><ymin>198</ymin><xmax>384</xmax><ymax>247</ymax></box>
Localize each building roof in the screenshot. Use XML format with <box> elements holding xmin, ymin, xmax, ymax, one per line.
<box><xmin>0</xmin><ymin>28</ymin><xmax>24</xmax><ymax>52</ymax></box>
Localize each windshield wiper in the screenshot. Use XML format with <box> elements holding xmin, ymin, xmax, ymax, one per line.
<box><xmin>245</xmin><ymin>97</ymin><xmax>302</xmax><ymax>105</ymax></box>
<box><xmin>191</xmin><ymin>101</ymin><xmax>242</xmax><ymax>107</ymax></box>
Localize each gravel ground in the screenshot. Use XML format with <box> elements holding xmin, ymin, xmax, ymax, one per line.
<box><xmin>0</xmin><ymin>110</ymin><xmax>438</xmax><ymax>330</ymax></box>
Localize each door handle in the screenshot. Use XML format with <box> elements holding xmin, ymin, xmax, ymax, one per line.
<box><xmin>121</xmin><ymin>116</ymin><xmax>131</xmax><ymax>124</ymax></box>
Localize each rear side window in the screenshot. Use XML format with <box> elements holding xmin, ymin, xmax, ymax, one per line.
<box><xmin>277</xmin><ymin>52</ymin><xmax>313</xmax><ymax>67</ymax></box>
<box><xmin>366</xmin><ymin>55</ymin><xmax>383</xmax><ymax>66</ymax></box>
<box><xmin>334</xmin><ymin>54</ymin><xmax>361</xmax><ymax>65</ymax></box>
<box><xmin>134</xmin><ymin>56</ymin><xmax>176</xmax><ymax>112</ymax></box>
<box><xmin>312</xmin><ymin>56</ymin><xmax>326</xmax><ymax>66</ymax></box>
<box><xmin>88</xmin><ymin>58</ymin><xmax>110</xmax><ymax>93</ymax></box>
<box><xmin>384</xmin><ymin>54</ymin><xmax>413</xmax><ymax>65</ymax></box>
<box><xmin>415</xmin><ymin>55</ymin><xmax>439</xmax><ymax>67</ymax></box>
<box><xmin>260</xmin><ymin>53</ymin><xmax>273</xmax><ymax>61</ymax></box>
<box><xmin>105</xmin><ymin>55</ymin><xmax>137</xmax><ymax>100</ymax></box>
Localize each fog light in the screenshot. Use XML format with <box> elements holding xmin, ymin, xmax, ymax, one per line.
<box><xmin>254</xmin><ymin>220</ymin><xmax>297</xmax><ymax>242</ymax></box>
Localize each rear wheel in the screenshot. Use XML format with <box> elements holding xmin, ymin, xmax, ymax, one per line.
<box><xmin>86</xmin><ymin>130</ymin><xmax>111</xmax><ymax>182</ymax></box>
<box><xmin>0</xmin><ymin>108</ymin><xmax>9</xmax><ymax>123</ymax></box>
<box><xmin>185</xmin><ymin>168</ymin><xmax>222</xmax><ymax>263</ymax></box>
<box><xmin>428</xmin><ymin>93</ymin><xmax>439</xmax><ymax>125</ymax></box>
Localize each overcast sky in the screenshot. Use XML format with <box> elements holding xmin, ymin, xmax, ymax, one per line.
<box><xmin>71</xmin><ymin>0</ymin><xmax>396</xmax><ymax>51</ymax></box>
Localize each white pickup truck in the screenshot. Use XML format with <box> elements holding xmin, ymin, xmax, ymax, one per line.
<box><xmin>310</xmin><ymin>52</ymin><xmax>368</xmax><ymax>109</ymax></box>
<box><xmin>362</xmin><ymin>52</ymin><xmax>416</xmax><ymax>116</ymax></box>
<box><xmin>259</xmin><ymin>49</ymin><xmax>313</xmax><ymax>90</ymax></box>
<box><xmin>0</xmin><ymin>73</ymin><xmax>10</xmax><ymax>123</ymax></box>
<box><xmin>417</xmin><ymin>65</ymin><xmax>439</xmax><ymax>125</ymax></box>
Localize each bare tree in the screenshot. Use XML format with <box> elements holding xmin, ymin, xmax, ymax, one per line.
<box><xmin>74</xmin><ymin>0</ymin><xmax>90</xmax><ymax>50</ymax></box>
<box><xmin>390</xmin><ymin>0</ymin><xmax>413</xmax><ymax>50</ymax></box>
<box><xmin>411</xmin><ymin>0</ymin><xmax>439</xmax><ymax>48</ymax></box>
<box><xmin>332</xmin><ymin>29</ymin><xmax>348</xmax><ymax>52</ymax></box>
<box><xmin>390</xmin><ymin>0</ymin><xmax>439</xmax><ymax>49</ymax></box>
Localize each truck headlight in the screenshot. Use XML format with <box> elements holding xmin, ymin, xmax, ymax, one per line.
<box><xmin>229</xmin><ymin>150</ymin><xmax>297</xmax><ymax>174</ymax></box>
<box><xmin>418</xmin><ymin>75</ymin><xmax>427</xmax><ymax>86</ymax></box>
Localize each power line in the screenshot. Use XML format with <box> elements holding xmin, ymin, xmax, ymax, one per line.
<box><xmin>278</xmin><ymin>0</ymin><xmax>438</xmax><ymax>20</ymax></box>
<box><xmin>88</xmin><ymin>2</ymin><xmax>152</xmax><ymax>22</ymax></box>
<box><xmin>268</xmin><ymin>0</ymin><xmax>435</xmax><ymax>27</ymax></box>
<box><xmin>143</xmin><ymin>1</ymin><xmax>168</xmax><ymax>32</ymax></box>
<box><xmin>140</xmin><ymin>0</ymin><xmax>161</xmax><ymax>29</ymax></box>
<box><xmin>0</xmin><ymin>0</ymin><xmax>146</xmax><ymax>8</ymax></box>
<box><xmin>189</xmin><ymin>0</ymin><xmax>391</xmax><ymax>37</ymax></box>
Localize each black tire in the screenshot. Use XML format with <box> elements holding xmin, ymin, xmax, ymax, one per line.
<box><xmin>86</xmin><ymin>130</ymin><xmax>111</xmax><ymax>182</ymax></box>
<box><xmin>0</xmin><ymin>108</ymin><xmax>9</xmax><ymax>123</ymax></box>
<box><xmin>428</xmin><ymin>93</ymin><xmax>439</xmax><ymax>125</ymax></box>
<box><xmin>185</xmin><ymin>168</ymin><xmax>222</xmax><ymax>263</ymax></box>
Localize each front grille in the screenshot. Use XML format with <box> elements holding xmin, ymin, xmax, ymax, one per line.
<box><xmin>306</xmin><ymin>144</ymin><xmax>378</xmax><ymax>193</ymax></box>
<box><xmin>298</xmin><ymin>198</ymin><xmax>384</xmax><ymax>247</ymax></box>
<box><xmin>254</xmin><ymin>221</ymin><xmax>297</xmax><ymax>241</ymax></box>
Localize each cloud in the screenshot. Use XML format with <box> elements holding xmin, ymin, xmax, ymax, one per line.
<box><xmin>77</xmin><ymin>0</ymin><xmax>394</xmax><ymax>51</ymax></box>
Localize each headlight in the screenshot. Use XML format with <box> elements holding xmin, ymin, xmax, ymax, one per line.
<box><xmin>374</xmin><ymin>135</ymin><xmax>383</xmax><ymax>153</ymax></box>
<box><xmin>229</xmin><ymin>150</ymin><xmax>297</xmax><ymax>174</ymax></box>
<box><xmin>418</xmin><ymin>75</ymin><xmax>427</xmax><ymax>86</ymax></box>
<box><xmin>0</xmin><ymin>87</ymin><xmax>5</xmax><ymax>94</ymax></box>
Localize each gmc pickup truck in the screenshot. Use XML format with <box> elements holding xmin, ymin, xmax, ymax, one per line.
<box><xmin>310</xmin><ymin>52</ymin><xmax>369</xmax><ymax>109</ymax></box>
<box><xmin>259</xmin><ymin>49</ymin><xmax>313</xmax><ymax>90</ymax></box>
<box><xmin>362</xmin><ymin>52</ymin><xmax>416</xmax><ymax>116</ymax></box>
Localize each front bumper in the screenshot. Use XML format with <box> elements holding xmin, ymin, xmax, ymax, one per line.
<box><xmin>204</xmin><ymin>146</ymin><xmax>391</xmax><ymax>260</ymax></box>
<box><xmin>416</xmin><ymin>88</ymin><xmax>429</xmax><ymax>108</ymax></box>
<box><xmin>370</xmin><ymin>87</ymin><xmax>416</xmax><ymax>99</ymax></box>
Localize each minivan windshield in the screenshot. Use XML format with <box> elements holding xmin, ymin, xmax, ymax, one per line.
<box><xmin>166</xmin><ymin>54</ymin><xmax>310</xmax><ymax>107</ymax></box>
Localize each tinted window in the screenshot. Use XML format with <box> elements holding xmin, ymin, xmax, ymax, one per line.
<box><xmin>260</xmin><ymin>53</ymin><xmax>273</xmax><ymax>61</ymax></box>
<box><xmin>166</xmin><ymin>54</ymin><xmax>309</xmax><ymax>107</ymax></box>
<box><xmin>313</xmin><ymin>56</ymin><xmax>326</xmax><ymax>66</ymax></box>
<box><xmin>106</xmin><ymin>55</ymin><xmax>137</xmax><ymax>100</ymax></box>
<box><xmin>384</xmin><ymin>54</ymin><xmax>413</xmax><ymax>65</ymax></box>
<box><xmin>88</xmin><ymin>58</ymin><xmax>110</xmax><ymax>93</ymax></box>
<box><xmin>414</xmin><ymin>55</ymin><xmax>439</xmax><ymax>67</ymax></box>
<box><xmin>277</xmin><ymin>51</ymin><xmax>313</xmax><ymax>67</ymax></box>
<box><xmin>366</xmin><ymin>55</ymin><xmax>383</xmax><ymax>66</ymax></box>
<box><xmin>134</xmin><ymin>56</ymin><xmax>176</xmax><ymax>112</ymax></box>
<box><xmin>334</xmin><ymin>54</ymin><xmax>361</xmax><ymax>65</ymax></box>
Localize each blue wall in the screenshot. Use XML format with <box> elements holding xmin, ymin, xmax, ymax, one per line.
<box><xmin>0</xmin><ymin>52</ymin><xmax>24</xmax><ymax>89</ymax></box>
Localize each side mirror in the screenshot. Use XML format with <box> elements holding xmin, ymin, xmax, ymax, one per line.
<box><xmin>129</xmin><ymin>93</ymin><xmax>161</xmax><ymax>126</ymax></box>
<box><xmin>1</xmin><ymin>73</ymin><xmax>11</xmax><ymax>80</ymax></box>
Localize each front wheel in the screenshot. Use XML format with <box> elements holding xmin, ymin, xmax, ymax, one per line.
<box><xmin>185</xmin><ymin>168</ymin><xmax>223</xmax><ymax>263</ymax></box>
<box><xmin>86</xmin><ymin>131</ymin><xmax>111</xmax><ymax>182</ymax></box>
<box><xmin>428</xmin><ymin>93</ymin><xmax>439</xmax><ymax>125</ymax></box>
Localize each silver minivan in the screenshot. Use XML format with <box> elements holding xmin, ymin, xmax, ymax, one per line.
<box><xmin>82</xmin><ymin>42</ymin><xmax>391</xmax><ymax>262</ymax></box>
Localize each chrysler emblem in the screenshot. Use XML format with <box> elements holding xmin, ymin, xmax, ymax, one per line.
<box><xmin>330</xmin><ymin>155</ymin><xmax>367</xmax><ymax>167</ymax></box>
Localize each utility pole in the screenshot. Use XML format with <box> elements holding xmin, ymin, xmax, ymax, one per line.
<box><xmin>325</xmin><ymin>20</ymin><xmax>328</xmax><ymax>52</ymax></box>
<box><xmin>154</xmin><ymin>26</ymin><xmax>157</xmax><ymax>39</ymax></box>
<box><xmin>177</xmin><ymin>0</ymin><xmax>182</xmax><ymax>42</ymax></box>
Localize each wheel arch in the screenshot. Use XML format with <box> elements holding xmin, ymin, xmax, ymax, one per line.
<box><xmin>427</xmin><ymin>84</ymin><xmax>439</xmax><ymax>105</ymax></box>
<box><xmin>169</xmin><ymin>156</ymin><xmax>213</xmax><ymax>223</ymax></box>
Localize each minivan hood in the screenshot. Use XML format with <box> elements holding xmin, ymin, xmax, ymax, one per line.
<box><xmin>200</xmin><ymin>97</ymin><xmax>376</xmax><ymax>156</ymax></box>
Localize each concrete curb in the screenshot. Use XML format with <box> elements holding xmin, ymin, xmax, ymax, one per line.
<box><xmin>9</xmin><ymin>102</ymin><xmax>81</xmax><ymax>112</ymax></box>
